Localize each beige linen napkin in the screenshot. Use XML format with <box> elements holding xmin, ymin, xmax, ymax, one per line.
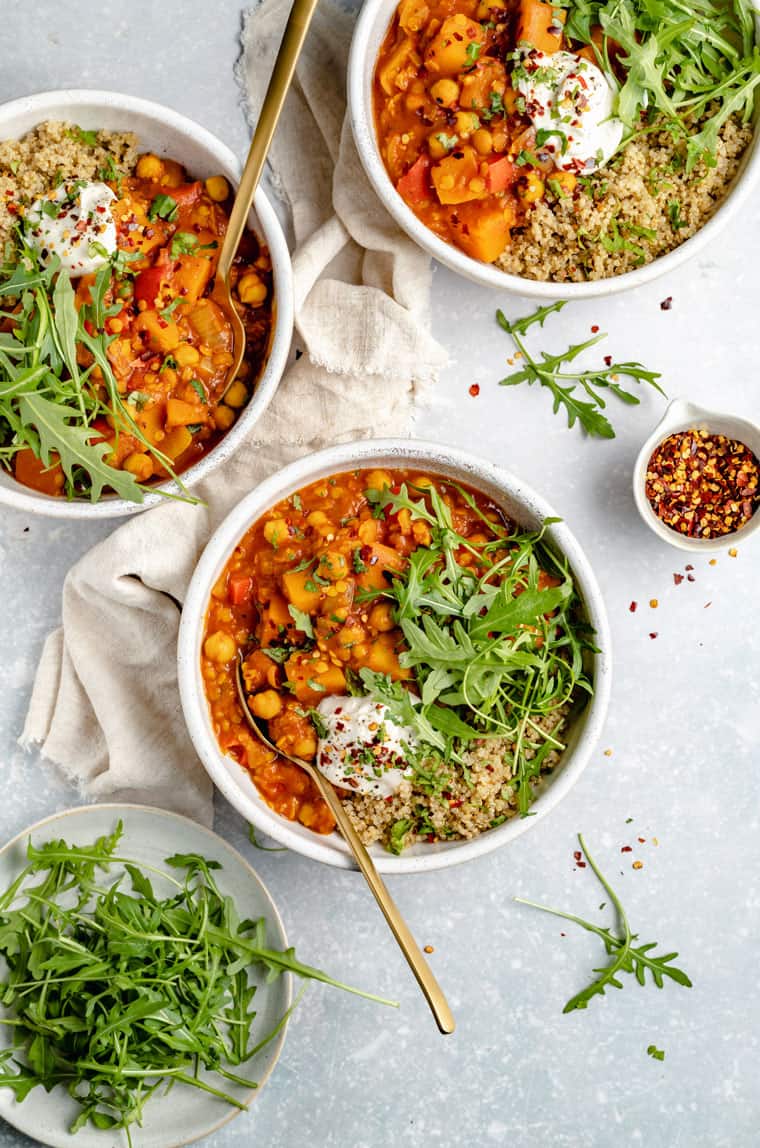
<box><xmin>21</xmin><ymin>0</ymin><xmax>446</xmax><ymax>825</ymax></box>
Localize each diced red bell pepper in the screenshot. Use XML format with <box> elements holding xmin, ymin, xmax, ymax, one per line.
<box><xmin>485</xmin><ymin>155</ymin><xmax>519</xmax><ymax>194</ymax></box>
<box><xmin>397</xmin><ymin>155</ymin><xmax>432</xmax><ymax>206</ymax></box>
<box><xmin>134</xmin><ymin>265</ymin><xmax>165</xmax><ymax>307</ymax></box>
<box><xmin>229</xmin><ymin>575</ymin><xmax>254</xmax><ymax>605</ymax></box>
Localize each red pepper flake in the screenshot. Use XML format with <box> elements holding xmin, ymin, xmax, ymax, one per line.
<box><xmin>687</xmin><ymin>573</ymin><xmax>695</xmax><ymax>582</ymax></box>
<box><xmin>604</xmin><ymin>354</ymin><xmax>612</xmax><ymax>367</ymax></box>
<box><xmin>629</xmin><ymin>600</ymin><xmax>637</xmax><ymax>613</ymax></box>
<box><xmin>649</xmin><ymin>598</ymin><xmax>658</xmax><ymax>609</ymax></box>
<box><xmin>660</xmin><ymin>296</ymin><xmax>673</xmax><ymax>310</ymax></box>
<box><xmin>673</xmin><ymin>573</ymin><xmax>684</xmax><ymax>585</ymax></box>
<box><xmin>709</xmin><ymin>558</ymin><xmax>717</xmax><ymax>566</ymax></box>
<box><xmin>591</xmin><ymin>324</ymin><xmax>599</xmax><ymax>333</ymax></box>
<box><xmin>645</xmin><ymin>430</ymin><xmax>759</xmax><ymax>539</ymax></box>
<box><xmin>637</xmin><ymin>837</ymin><xmax>646</xmax><ymax>843</ymax></box>
<box><xmin>728</xmin><ymin>547</ymin><xmax>738</xmax><ymax>558</ymax></box>
<box><xmin>632</xmin><ymin>860</ymin><xmax>644</xmax><ymax>870</ymax></box>
<box><xmin>423</xmin><ymin>945</ymin><xmax>435</xmax><ymax>954</ymax></box>
<box><xmin>621</xmin><ymin>845</ymin><xmax>633</xmax><ymax>853</ymax></box>
<box><xmin>573</xmin><ymin>850</ymin><xmax>582</xmax><ymax>861</ymax></box>
<box><xmin>468</xmin><ymin>383</ymin><xmax>480</xmax><ymax>397</ymax></box>
<box><xmin>576</xmin><ymin>861</ymin><xmax>587</xmax><ymax>868</ymax></box>
<box><xmin>649</xmin><ymin>632</ymin><xmax>658</xmax><ymax>639</ymax></box>
<box><xmin>685</xmin><ymin>564</ymin><xmax>694</xmax><ymax>571</ymax></box>
<box><xmin>704</xmin><ymin>601</ymin><xmax>712</xmax><ymax>608</ymax></box>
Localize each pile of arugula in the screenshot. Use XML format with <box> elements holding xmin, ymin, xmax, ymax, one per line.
<box><xmin>559</xmin><ymin>0</ymin><xmax>760</xmax><ymax>170</ymax></box>
<box><xmin>0</xmin><ymin>236</ymin><xmax>187</xmax><ymax>503</ymax></box>
<box><xmin>354</xmin><ymin>479</ymin><xmax>595</xmax><ymax>823</ymax></box>
<box><xmin>0</xmin><ymin>823</ymin><xmax>392</xmax><ymax>1140</ymax></box>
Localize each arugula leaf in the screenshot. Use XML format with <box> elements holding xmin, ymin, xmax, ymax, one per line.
<box><xmin>17</xmin><ymin>394</ymin><xmax>142</xmax><ymax>502</ymax></box>
<box><xmin>516</xmin><ymin>834</ymin><xmax>693</xmax><ymax>1014</ymax></box>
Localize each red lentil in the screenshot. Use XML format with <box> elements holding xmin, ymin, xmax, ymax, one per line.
<box><xmin>645</xmin><ymin>429</ymin><xmax>759</xmax><ymax>538</ymax></box>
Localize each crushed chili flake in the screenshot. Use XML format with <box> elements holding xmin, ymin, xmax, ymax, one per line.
<box><xmin>629</xmin><ymin>600</ymin><xmax>637</xmax><ymax>613</ymax></box>
<box><xmin>423</xmin><ymin>945</ymin><xmax>435</xmax><ymax>954</ymax></box>
<box><xmin>621</xmin><ymin>845</ymin><xmax>633</xmax><ymax>853</ymax></box>
<box><xmin>604</xmin><ymin>354</ymin><xmax>613</xmax><ymax>367</ymax></box>
<box><xmin>709</xmin><ymin>558</ymin><xmax>717</xmax><ymax>566</ymax></box>
<box><xmin>591</xmin><ymin>324</ymin><xmax>599</xmax><ymax>333</ymax></box>
<box><xmin>704</xmin><ymin>601</ymin><xmax>712</xmax><ymax>608</ymax></box>
<box><xmin>645</xmin><ymin>429</ymin><xmax>759</xmax><ymax>539</ymax></box>
<box><xmin>573</xmin><ymin>850</ymin><xmax>582</xmax><ymax>861</ymax></box>
<box><xmin>468</xmin><ymin>383</ymin><xmax>480</xmax><ymax>397</ymax></box>
<box><xmin>673</xmin><ymin>573</ymin><xmax>684</xmax><ymax>585</ymax></box>
<box><xmin>649</xmin><ymin>598</ymin><xmax>658</xmax><ymax>608</ymax></box>
<box><xmin>728</xmin><ymin>547</ymin><xmax>738</xmax><ymax>557</ymax></box>
<box><xmin>632</xmin><ymin>860</ymin><xmax>643</xmax><ymax>870</ymax></box>
<box><xmin>603</xmin><ymin>748</ymin><xmax>613</xmax><ymax>757</ymax></box>
<box><xmin>638</xmin><ymin>837</ymin><xmax>646</xmax><ymax>843</ymax></box>
<box><xmin>685</xmin><ymin>564</ymin><xmax>694</xmax><ymax>571</ymax></box>
<box><xmin>649</xmin><ymin>632</ymin><xmax>658</xmax><ymax>639</ymax></box>
<box><xmin>660</xmin><ymin>296</ymin><xmax>673</xmax><ymax>310</ymax></box>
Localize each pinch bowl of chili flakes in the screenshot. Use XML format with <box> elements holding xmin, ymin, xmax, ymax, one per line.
<box><xmin>633</xmin><ymin>397</ymin><xmax>760</xmax><ymax>552</ymax></box>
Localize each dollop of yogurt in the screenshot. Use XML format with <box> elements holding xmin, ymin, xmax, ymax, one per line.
<box><xmin>514</xmin><ymin>50</ymin><xmax>623</xmax><ymax>173</ymax></box>
<box><xmin>26</xmin><ymin>180</ymin><xmax>117</xmax><ymax>276</ymax></box>
<box><xmin>315</xmin><ymin>695</ymin><xmax>416</xmax><ymax>798</ymax></box>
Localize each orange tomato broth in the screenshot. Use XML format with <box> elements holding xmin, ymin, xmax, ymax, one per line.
<box><xmin>12</xmin><ymin>154</ymin><xmax>273</xmax><ymax>497</ymax></box>
<box><xmin>373</xmin><ymin>0</ymin><xmax>588</xmax><ymax>263</ymax></box>
<box><xmin>201</xmin><ymin>467</ymin><xmax>560</xmax><ymax>837</ymax></box>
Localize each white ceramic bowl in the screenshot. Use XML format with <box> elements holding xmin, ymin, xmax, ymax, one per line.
<box><xmin>178</xmin><ymin>439</ymin><xmax>612</xmax><ymax>874</ymax></box>
<box><xmin>633</xmin><ymin>397</ymin><xmax>760</xmax><ymax>552</ymax></box>
<box><xmin>0</xmin><ymin>89</ymin><xmax>294</xmax><ymax>518</ymax></box>
<box><xmin>347</xmin><ymin>0</ymin><xmax>760</xmax><ymax>299</ymax></box>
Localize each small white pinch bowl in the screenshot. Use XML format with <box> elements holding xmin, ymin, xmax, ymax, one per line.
<box><xmin>633</xmin><ymin>397</ymin><xmax>760</xmax><ymax>553</ymax></box>
<box><xmin>178</xmin><ymin>439</ymin><xmax>613</xmax><ymax>874</ymax></box>
<box><xmin>0</xmin><ymin>89</ymin><xmax>294</xmax><ymax>519</ymax></box>
<box><xmin>347</xmin><ymin>0</ymin><xmax>760</xmax><ymax>299</ymax></box>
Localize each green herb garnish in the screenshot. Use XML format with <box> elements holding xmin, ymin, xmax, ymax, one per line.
<box><xmin>0</xmin><ymin>822</ymin><xmax>394</xmax><ymax>1139</ymax></box>
<box><xmin>647</xmin><ymin>1044</ymin><xmax>666</xmax><ymax>1061</ymax></box>
<box><xmin>170</xmin><ymin>231</ymin><xmax>199</xmax><ymax>258</ymax></box>
<box><xmin>496</xmin><ymin>303</ymin><xmax>664</xmax><ymax>439</ymax></box>
<box><xmin>67</xmin><ymin>126</ymin><xmax>99</xmax><ymax>147</ymax></box>
<box><xmin>288</xmin><ymin>605</ymin><xmax>314</xmax><ymax>638</ymax></box>
<box><xmin>516</xmin><ymin>833</ymin><xmax>693</xmax><ymax>1013</ymax></box>
<box><xmin>147</xmin><ymin>193</ymin><xmax>179</xmax><ymax>223</ymax></box>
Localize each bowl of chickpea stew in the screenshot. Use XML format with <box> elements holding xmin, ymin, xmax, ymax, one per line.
<box><xmin>348</xmin><ymin>0</ymin><xmax>760</xmax><ymax>297</ymax></box>
<box><xmin>0</xmin><ymin>90</ymin><xmax>293</xmax><ymax>517</ymax></box>
<box><xmin>178</xmin><ymin>439</ymin><xmax>612</xmax><ymax>873</ymax></box>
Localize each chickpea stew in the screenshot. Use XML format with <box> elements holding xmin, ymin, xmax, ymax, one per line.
<box><xmin>202</xmin><ymin>468</ymin><xmax>594</xmax><ymax>853</ymax></box>
<box><xmin>0</xmin><ymin>123</ymin><xmax>273</xmax><ymax>502</ymax></box>
<box><xmin>373</xmin><ymin>0</ymin><xmax>757</xmax><ymax>276</ymax></box>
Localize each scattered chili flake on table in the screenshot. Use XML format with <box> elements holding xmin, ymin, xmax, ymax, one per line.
<box><xmin>729</xmin><ymin>547</ymin><xmax>738</xmax><ymax>557</ymax></box>
<box><xmin>468</xmin><ymin>383</ymin><xmax>480</xmax><ymax>397</ymax></box>
<box><xmin>591</xmin><ymin>325</ymin><xmax>599</xmax><ymax>333</ymax></box>
<box><xmin>621</xmin><ymin>845</ymin><xmax>633</xmax><ymax>853</ymax></box>
<box><xmin>660</xmin><ymin>296</ymin><xmax>673</xmax><ymax>311</ymax></box>
<box><xmin>673</xmin><ymin>573</ymin><xmax>684</xmax><ymax>585</ymax></box>
<box><xmin>645</xmin><ymin>429</ymin><xmax>759</xmax><ymax>538</ymax></box>
<box><xmin>649</xmin><ymin>632</ymin><xmax>658</xmax><ymax>639</ymax></box>
<box><xmin>709</xmin><ymin>558</ymin><xmax>717</xmax><ymax>566</ymax></box>
<box><xmin>632</xmin><ymin>860</ymin><xmax>644</xmax><ymax>870</ymax></box>
<box><xmin>423</xmin><ymin>945</ymin><xmax>435</xmax><ymax>954</ymax></box>
<box><xmin>649</xmin><ymin>598</ymin><xmax>658</xmax><ymax>608</ymax></box>
<box><xmin>603</xmin><ymin>748</ymin><xmax>613</xmax><ymax>757</ymax></box>
<box><xmin>629</xmin><ymin>601</ymin><xmax>637</xmax><ymax>613</ymax></box>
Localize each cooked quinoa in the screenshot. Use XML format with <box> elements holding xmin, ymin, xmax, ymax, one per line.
<box><xmin>342</xmin><ymin>703</ymin><xmax>570</xmax><ymax>851</ymax></box>
<box><xmin>0</xmin><ymin>121</ymin><xmax>138</xmax><ymax>248</ymax></box>
<box><xmin>497</xmin><ymin>114</ymin><xmax>753</xmax><ymax>282</ymax></box>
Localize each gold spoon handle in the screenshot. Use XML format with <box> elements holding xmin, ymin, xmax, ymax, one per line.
<box><xmin>217</xmin><ymin>0</ymin><xmax>321</xmax><ymax>283</ymax></box>
<box><xmin>310</xmin><ymin>769</ymin><xmax>456</xmax><ymax>1035</ymax></box>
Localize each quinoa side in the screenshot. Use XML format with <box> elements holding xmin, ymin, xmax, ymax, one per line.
<box><xmin>0</xmin><ymin>121</ymin><xmax>138</xmax><ymax>248</ymax></box>
<box><xmin>342</xmin><ymin>703</ymin><xmax>570</xmax><ymax>850</ymax></box>
<box><xmin>497</xmin><ymin>113</ymin><xmax>753</xmax><ymax>282</ymax></box>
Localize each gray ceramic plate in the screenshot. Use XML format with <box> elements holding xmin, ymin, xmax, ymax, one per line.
<box><xmin>0</xmin><ymin>804</ymin><xmax>291</xmax><ymax>1148</ymax></box>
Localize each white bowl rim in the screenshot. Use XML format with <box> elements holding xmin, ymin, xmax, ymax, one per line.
<box><xmin>632</xmin><ymin>396</ymin><xmax>760</xmax><ymax>552</ymax></box>
<box><xmin>0</xmin><ymin>88</ymin><xmax>294</xmax><ymax>519</ymax></box>
<box><xmin>347</xmin><ymin>0</ymin><xmax>760</xmax><ymax>299</ymax></box>
<box><xmin>178</xmin><ymin>438</ymin><xmax>613</xmax><ymax>874</ymax></box>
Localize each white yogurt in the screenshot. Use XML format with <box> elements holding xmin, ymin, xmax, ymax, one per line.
<box><xmin>315</xmin><ymin>695</ymin><xmax>416</xmax><ymax>798</ymax></box>
<box><xmin>514</xmin><ymin>50</ymin><xmax>623</xmax><ymax>173</ymax></box>
<box><xmin>26</xmin><ymin>180</ymin><xmax>117</xmax><ymax>276</ymax></box>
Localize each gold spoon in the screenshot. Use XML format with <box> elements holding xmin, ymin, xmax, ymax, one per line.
<box><xmin>235</xmin><ymin>659</ymin><xmax>456</xmax><ymax>1035</ymax></box>
<box><xmin>212</xmin><ymin>0</ymin><xmax>320</xmax><ymax>398</ymax></box>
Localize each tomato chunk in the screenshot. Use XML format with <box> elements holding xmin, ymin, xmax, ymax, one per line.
<box><xmin>397</xmin><ymin>155</ymin><xmax>432</xmax><ymax>205</ymax></box>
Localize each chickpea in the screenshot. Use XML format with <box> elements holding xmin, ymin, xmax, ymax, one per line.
<box><xmin>307</xmin><ymin>509</ymin><xmax>328</xmax><ymax>526</ymax></box>
<box><xmin>237</xmin><ymin>272</ymin><xmax>268</xmax><ymax>307</ymax></box>
<box><xmin>369</xmin><ymin>602</ymin><xmax>395</xmax><ymax>632</ymax></box>
<box><xmin>317</xmin><ymin>550</ymin><xmax>348</xmax><ymax>582</ymax></box>
<box><xmin>122</xmin><ymin>452</ymin><xmax>153</xmax><ymax>482</ymax></box>
<box><xmin>214</xmin><ymin>404</ymin><xmax>236</xmax><ymax>431</ymax></box>
<box><xmin>136</xmin><ymin>153</ymin><xmax>164</xmax><ymax>180</ymax></box>
<box><xmin>204</xmin><ymin>630</ymin><xmax>237</xmax><ymax>664</ymax></box>
<box><xmin>292</xmin><ymin>734</ymin><xmax>318</xmax><ymax>759</ymax></box>
<box><xmin>263</xmin><ymin>518</ymin><xmax>288</xmax><ymax>548</ymax></box>
<box><xmin>205</xmin><ymin>175</ymin><xmax>229</xmax><ymax>202</ymax></box>
<box><xmin>551</xmin><ymin>170</ymin><xmax>577</xmax><ymax>195</ymax></box>
<box><xmin>365</xmin><ymin>469</ymin><xmax>392</xmax><ymax>493</ymax></box>
<box><xmin>517</xmin><ymin>171</ymin><xmax>545</xmax><ymax>204</ymax></box>
<box><xmin>453</xmin><ymin>111</ymin><xmax>479</xmax><ymax>138</ymax></box>
<box><xmin>250</xmin><ymin>690</ymin><xmax>283</xmax><ymax>720</ymax></box>
<box><xmin>429</xmin><ymin>78</ymin><xmax>460</xmax><ymax>108</ymax></box>
<box><xmin>174</xmin><ymin>344</ymin><xmax>200</xmax><ymax>367</ymax></box>
<box><xmin>472</xmin><ymin>128</ymin><xmax>493</xmax><ymax>156</ymax></box>
<box><xmin>225</xmin><ymin>380</ymin><xmax>249</xmax><ymax>409</ymax></box>
<box><xmin>428</xmin><ymin>133</ymin><xmax>452</xmax><ymax>160</ymax></box>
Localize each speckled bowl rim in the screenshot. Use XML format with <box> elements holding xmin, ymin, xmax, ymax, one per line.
<box><xmin>0</xmin><ymin>802</ymin><xmax>292</xmax><ymax>1148</ymax></box>
<box><xmin>347</xmin><ymin>0</ymin><xmax>760</xmax><ymax>299</ymax></box>
<box><xmin>178</xmin><ymin>439</ymin><xmax>613</xmax><ymax>874</ymax></box>
<box><xmin>0</xmin><ymin>89</ymin><xmax>294</xmax><ymax>519</ymax></box>
<box><xmin>633</xmin><ymin>396</ymin><xmax>760</xmax><ymax>552</ymax></box>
